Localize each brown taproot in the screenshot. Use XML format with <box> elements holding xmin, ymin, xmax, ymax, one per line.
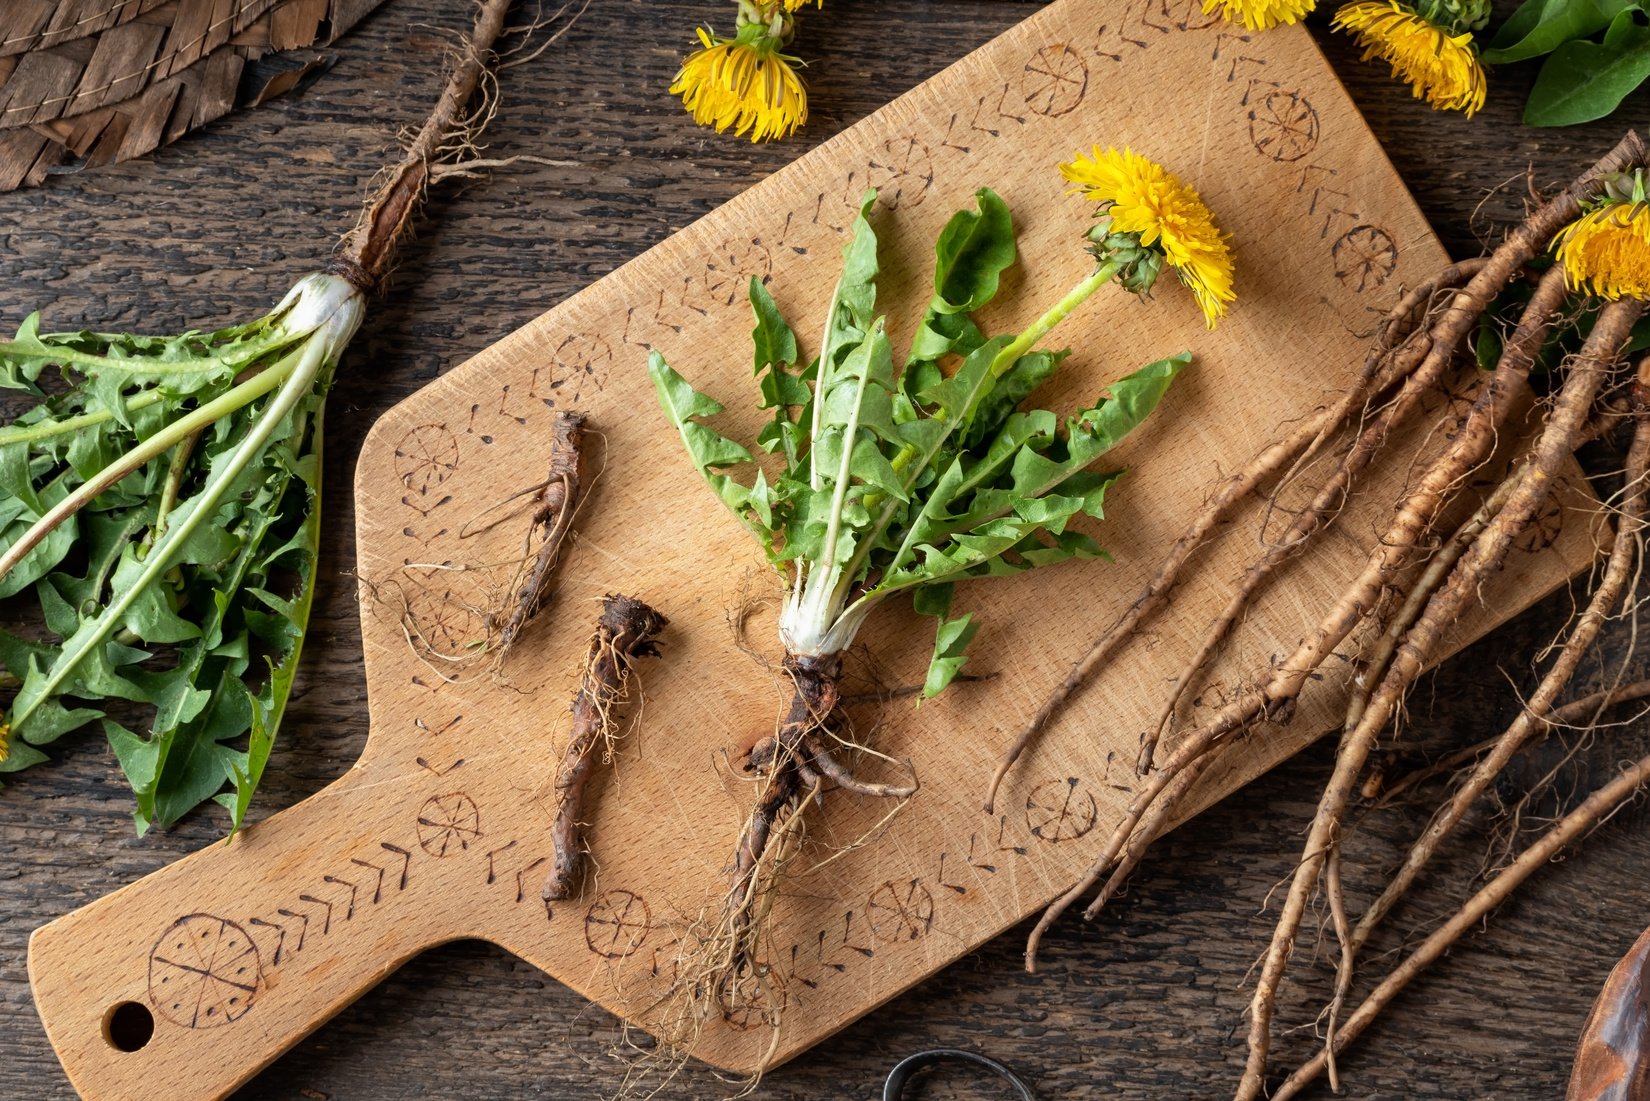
<box><xmin>543</xmin><ymin>593</ymin><xmax>668</xmax><ymax>902</ymax></box>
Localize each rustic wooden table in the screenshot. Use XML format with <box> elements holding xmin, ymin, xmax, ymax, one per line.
<box><xmin>2</xmin><ymin>2</ymin><xmax>1647</xmax><ymax>1098</ymax></box>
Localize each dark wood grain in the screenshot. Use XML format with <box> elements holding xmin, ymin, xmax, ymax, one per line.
<box><xmin>2</xmin><ymin>2</ymin><xmax>1647</xmax><ymax>1098</ymax></box>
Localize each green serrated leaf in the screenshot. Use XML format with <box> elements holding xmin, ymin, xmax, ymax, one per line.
<box><xmin>750</xmin><ymin>278</ymin><xmax>799</xmax><ymax>373</ymax></box>
<box><xmin>921</xmin><ymin>610</ymin><xmax>979</xmax><ymax>698</ymax></box>
<box><xmin>834</xmin><ymin>192</ymin><xmax>881</xmax><ymax>336</ymax></box>
<box><xmin>12</xmin><ymin>669</ymin><xmax>103</xmax><ymax>745</ymax></box>
<box><xmin>149</xmin><ymin>671</ymin><xmax>255</xmax><ymax>830</ymax></box>
<box><xmin>1524</xmin><ymin>10</ymin><xmax>1650</xmax><ymax>125</ymax></box>
<box><xmin>649</xmin><ymin>352</ymin><xmax>776</xmax><ymax>552</ymax></box>
<box><xmin>967</xmin><ymin>349</ymin><xmax>1067</xmax><ymax>447</ymax></box>
<box><xmin>932</xmin><ymin>188</ymin><xmax>1017</xmax><ymax>315</ymax></box>
<box><xmin>0</xmin><ymin>739</ymin><xmax>50</xmax><ymax>773</ymax></box>
<box><xmin>1484</xmin><ymin>0</ymin><xmax>1635</xmax><ymax>63</ymax></box>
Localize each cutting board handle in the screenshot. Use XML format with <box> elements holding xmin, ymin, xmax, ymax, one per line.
<box><xmin>28</xmin><ymin>765</ymin><xmax>468</xmax><ymax>1101</ymax></box>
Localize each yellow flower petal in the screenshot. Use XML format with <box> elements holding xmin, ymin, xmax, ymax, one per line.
<box><xmin>1060</xmin><ymin>147</ymin><xmax>1237</xmax><ymax>328</ymax></box>
<box><xmin>1553</xmin><ymin>200</ymin><xmax>1650</xmax><ymax>301</ymax></box>
<box><xmin>782</xmin><ymin>0</ymin><xmax>822</xmax><ymax>9</ymax></box>
<box><xmin>669</xmin><ymin>32</ymin><xmax>808</xmax><ymax>143</ymax></box>
<box><xmin>0</xmin><ymin>719</ymin><xmax>10</xmax><ymax>765</ymax></box>
<box><xmin>1202</xmin><ymin>0</ymin><xmax>1316</xmax><ymax>32</ymax></box>
<box><xmin>1332</xmin><ymin>1</ymin><xmax>1486</xmax><ymax>116</ymax></box>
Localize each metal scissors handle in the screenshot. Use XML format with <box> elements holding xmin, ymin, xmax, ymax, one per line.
<box><xmin>882</xmin><ymin>1048</ymin><xmax>1038</xmax><ymax>1101</ymax></box>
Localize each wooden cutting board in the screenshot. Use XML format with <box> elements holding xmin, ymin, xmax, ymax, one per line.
<box><xmin>27</xmin><ymin>4</ymin><xmax>1597</xmax><ymax>1098</ymax></box>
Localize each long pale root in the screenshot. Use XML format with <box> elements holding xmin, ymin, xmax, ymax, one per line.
<box><xmin>1346</xmin><ymin>405</ymin><xmax>1650</xmax><ymax>956</ymax></box>
<box><xmin>987</xmin><ymin>261</ymin><xmax>1484</xmax><ymax>808</ymax></box>
<box><xmin>1237</xmin><ymin>298</ymin><xmax>1645</xmax><ymax>1101</ymax></box>
<box><xmin>1269</xmin><ymin>746</ymin><xmax>1650</xmax><ymax>1101</ymax></box>
<box><xmin>1024</xmin><ymin>136</ymin><xmax>1646</xmax><ymax>978</ymax></box>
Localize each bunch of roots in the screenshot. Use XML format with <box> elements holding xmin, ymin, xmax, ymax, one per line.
<box><xmin>995</xmin><ymin>130</ymin><xmax>1650</xmax><ymax>1096</ymax></box>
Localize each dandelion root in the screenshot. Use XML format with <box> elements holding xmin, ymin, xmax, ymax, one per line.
<box><xmin>1270</xmin><ymin>746</ymin><xmax>1650</xmax><ymax>1101</ymax></box>
<box><xmin>543</xmin><ymin>593</ymin><xmax>667</xmax><ymax>902</ymax></box>
<box><xmin>1239</xmin><ymin>296</ymin><xmax>1646</xmax><ymax>1101</ymax></box>
<box><xmin>495</xmin><ymin>410</ymin><xmax>587</xmax><ymax>665</ymax></box>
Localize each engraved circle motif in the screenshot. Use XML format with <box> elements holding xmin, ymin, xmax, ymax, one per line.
<box><xmin>1248</xmin><ymin>89</ymin><xmax>1320</xmax><ymax>162</ymax></box>
<box><xmin>1514</xmin><ymin>489</ymin><xmax>1566</xmax><ymax>554</ymax></box>
<box><xmin>401</xmin><ymin>580</ymin><xmax>486</xmax><ymax>658</ymax></box>
<box><xmin>719</xmin><ymin>964</ymin><xmax>787</xmax><ymax>1031</ymax></box>
<box><xmin>541</xmin><ymin>332</ymin><xmax>615</xmax><ymax>407</ymax></box>
<box><xmin>867</xmin><ymin>879</ymin><xmax>935</xmax><ymax>943</ymax></box>
<box><xmin>147</xmin><ymin>914</ymin><xmax>262</xmax><ymax>1029</ymax></box>
<box><xmin>1332</xmin><ymin>225</ymin><xmax>1399</xmax><ymax>293</ymax></box>
<box><xmin>584</xmin><ymin>889</ymin><xmax>652</xmax><ymax>959</ymax></box>
<box><xmin>394</xmin><ymin>423</ymin><xmax>461</xmax><ymax>498</ymax></box>
<box><xmin>1021</xmin><ymin>44</ymin><xmax>1089</xmax><ymax>118</ymax></box>
<box><xmin>415</xmin><ymin>792</ymin><xmax>482</xmax><ymax>856</ymax></box>
<box><xmin>692</xmin><ymin>237</ymin><xmax>774</xmax><ymax>310</ymax></box>
<box><xmin>1025</xmin><ymin>777</ymin><xmax>1100</xmax><ymax>843</ymax></box>
<box><xmin>865</xmin><ymin>135</ymin><xmax>935</xmax><ymax>210</ymax></box>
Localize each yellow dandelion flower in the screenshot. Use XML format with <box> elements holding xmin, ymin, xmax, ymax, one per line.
<box><xmin>1061</xmin><ymin>146</ymin><xmax>1236</xmax><ymax>328</ymax></box>
<box><xmin>1332</xmin><ymin>1</ymin><xmax>1486</xmax><ymax>116</ymax></box>
<box><xmin>1553</xmin><ymin>200</ymin><xmax>1650</xmax><ymax>301</ymax></box>
<box><xmin>781</xmin><ymin>0</ymin><xmax>821</xmax><ymax>9</ymax></box>
<box><xmin>0</xmin><ymin>719</ymin><xmax>10</xmax><ymax>765</ymax></box>
<box><xmin>670</xmin><ymin>28</ymin><xmax>808</xmax><ymax>143</ymax></box>
<box><xmin>1202</xmin><ymin>0</ymin><xmax>1316</xmax><ymax>32</ymax></box>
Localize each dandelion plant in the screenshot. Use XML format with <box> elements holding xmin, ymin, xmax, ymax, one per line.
<box><xmin>0</xmin><ymin>0</ymin><xmax>576</xmax><ymax>835</ymax></box>
<box><xmin>649</xmin><ymin>150</ymin><xmax>1233</xmax><ymax>1029</ymax></box>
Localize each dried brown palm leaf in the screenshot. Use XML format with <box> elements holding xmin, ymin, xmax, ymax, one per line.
<box><xmin>1</xmin><ymin>1</ymin><xmax>173</xmax><ymax>57</ymax></box>
<box><xmin>0</xmin><ymin>0</ymin><xmax>386</xmax><ymax>190</ymax></box>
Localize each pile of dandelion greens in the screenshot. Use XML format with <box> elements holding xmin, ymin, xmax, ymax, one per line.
<box><xmin>0</xmin><ymin>277</ymin><xmax>360</xmax><ymax>833</ymax></box>
<box><xmin>0</xmin><ymin>0</ymin><xmax>567</xmax><ymax>835</ymax></box>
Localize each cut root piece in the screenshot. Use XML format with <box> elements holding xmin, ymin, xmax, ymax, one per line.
<box><xmin>386</xmin><ymin>409</ymin><xmax>591</xmax><ymax>680</ymax></box>
<box><xmin>483</xmin><ymin>409</ymin><xmax>588</xmax><ymax>669</ymax></box>
<box><xmin>542</xmin><ymin>593</ymin><xmax>667</xmax><ymax>902</ymax></box>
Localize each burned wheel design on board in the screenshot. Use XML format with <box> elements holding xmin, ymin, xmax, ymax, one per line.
<box><xmin>1248</xmin><ymin>89</ymin><xmax>1320</xmax><ymax>162</ymax></box>
<box><xmin>865</xmin><ymin>135</ymin><xmax>935</xmax><ymax>209</ymax></box>
<box><xmin>1021</xmin><ymin>44</ymin><xmax>1088</xmax><ymax>117</ymax></box>
<box><xmin>1332</xmin><ymin>224</ymin><xmax>1399</xmax><ymax>293</ymax></box>
<box><xmin>584</xmin><ymin>889</ymin><xmax>652</xmax><ymax>959</ymax></box>
<box><xmin>416</xmin><ymin>792</ymin><xmax>482</xmax><ymax>856</ymax></box>
<box><xmin>691</xmin><ymin>237</ymin><xmax>774</xmax><ymax>311</ymax></box>
<box><xmin>1025</xmin><ymin>777</ymin><xmax>1099</xmax><ymax>843</ymax></box>
<box><xmin>395</xmin><ymin>423</ymin><xmax>461</xmax><ymax>499</ymax></box>
<box><xmin>148</xmin><ymin>915</ymin><xmax>262</xmax><ymax>1029</ymax></box>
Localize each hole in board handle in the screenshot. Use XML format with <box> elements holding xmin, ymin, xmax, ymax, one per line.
<box><xmin>104</xmin><ymin>1001</ymin><xmax>155</xmax><ymax>1052</ymax></box>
